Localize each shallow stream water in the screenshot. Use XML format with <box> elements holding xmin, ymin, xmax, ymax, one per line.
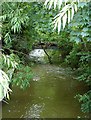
<box><xmin>2</xmin><ymin>64</ymin><xmax>87</xmax><ymax>118</ymax></box>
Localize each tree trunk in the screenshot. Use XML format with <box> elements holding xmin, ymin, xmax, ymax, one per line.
<box><xmin>43</xmin><ymin>48</ymin><xmax>52</xmax><ymax>64</ymax></box>
<box><xmin>39</xmin><ymin>41</ymin><xmax>52</xmax><ymax>64</ymax></box>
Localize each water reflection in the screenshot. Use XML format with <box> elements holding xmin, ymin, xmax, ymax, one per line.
<box><xmin>2</xmin><ymin>64</ymin><xmax>87</xmax><ymax>118</ymax></box>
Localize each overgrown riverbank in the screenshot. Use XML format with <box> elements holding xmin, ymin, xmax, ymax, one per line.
<box><xmin>0</xmin><ymin>1</ymin><xmax>91</xmax><ymax>118</ymax></box>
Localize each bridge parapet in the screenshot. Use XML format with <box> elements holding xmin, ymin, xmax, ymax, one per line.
<box><xmin>32</xmin><ymin>42</ymin><xmax>58</xmax><ymax>49</ymax></box>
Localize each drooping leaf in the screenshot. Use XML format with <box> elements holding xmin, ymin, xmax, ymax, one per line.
<box><xmin>63</xmin><ymin>13</ymin><xmax>67</xmax><ymax>29</ymax></box>
<box><xmin>58</xmin><ymin>0</ymin><xmax>62</xmax><ymax>9</ymax></box>
<box><xmin>71</xmin><ymin>6</ymin><xmax>74</xmax><ymax>20</ymax></box>
<box><xmin>58</xmin><ymin>17</ymin><xmax>61</xmax><ymax>33</ymax></box>
<box><xmin>74</xmin><ymin>4</ymin><xmax>77</xmax><ymax>12</ymax></box>
<box><xmin>68</xmin><ymin>9</ymin><xmax>70</xmax><ymax>23</ymax></box>
<box><xmin>49</xmin><ymin>0</ymin><xmax>54</xmax><ymax>9</ymax></box>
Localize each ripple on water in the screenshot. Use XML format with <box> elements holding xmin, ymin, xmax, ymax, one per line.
<box><xmin>33</xmin><ymin>76</ymin><xmax>40</xmax><ymax>81</ymax></box>
<box><xmin>2</xmin><ymin>64</ymin><xmax>87</xmax><ymax>118</ymax></box>
<box><xmin>24</xmin><ymin>103</ymin><xmax>45</xmax><ymax>118</ymax></box>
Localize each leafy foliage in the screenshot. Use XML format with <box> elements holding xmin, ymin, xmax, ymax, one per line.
<box><xmin>1</xmin><ymin>3</ymin><xmax>29</xmax><ymax>34</ymax></box>
<box><xmin>0</xmin><ymin>69</ymin><xmax>12</xmax><ymax>101</ymax></box>
<box><xmin>0</xmin><ymin>53</ymin><xmax>18</xmax><ymax>101</ymax></box>
<box><xmin>12</xmin><ymin>64</ymin><xmax>33</xmax><ymax>89</ymax></box>
<box><xmin>0</xmin><ymin>2</ymin><xmax>34</xmax><ymax>101</ymax></box>
<box><xmin>69</xmin><ymin>2</ymin><xmax>90</xmax><ymax>43</ymax></box>
<box><xmin>44</xmin><ymin>0</ymin><xmax>79</xmax><ymax>33</ymax></box>
<box><xmin>2</xmin><ymin>53</ymin><xmax>18</xmax><ymax>69</ymax></box>
<box><xmin>75</xmin><ymin>90</ymin><xmax>91</xmax><ymax>113</ymax></box>
<box><xmin>65</xmin><ymin>2</ymin><xmax>91</xmax><ymax>113</ymax></box>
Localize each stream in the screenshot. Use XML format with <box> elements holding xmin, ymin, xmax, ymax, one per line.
<box><xmin>2</xmin><ymin>64</ymin><xmax>87</xmax><ymax>118</ymax></box>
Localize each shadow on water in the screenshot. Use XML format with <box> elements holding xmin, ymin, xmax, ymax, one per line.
<box><xmin>2</xmin><ymin>64</ymin><xmax>88</xmax><ymax>118</ymax></box>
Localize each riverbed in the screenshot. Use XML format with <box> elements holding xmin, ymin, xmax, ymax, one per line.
<box><xmin>2</xmin><ymin>64</ymin><xmax>87</xmax><ymax>118</ymax></box>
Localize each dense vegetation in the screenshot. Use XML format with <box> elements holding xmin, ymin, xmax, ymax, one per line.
<box><xmin>0</xmin><ymin>1</ymin><xmax>91</xmax><ymax>116</ymax></box>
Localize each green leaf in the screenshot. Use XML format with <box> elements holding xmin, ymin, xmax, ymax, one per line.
<box><xmin>78</xmin><ymin>2</ymin><xmax>87</xmax><ymax>8</ymax></box>
<box><xmin>68</xmin><ymin>10</ymin><xmax>70</xmax><ymax>23</ymax></box>
<box><xmin>58</xmin><ymin>18</ymin><xmax>61</xmax><ymax>33</ymax></box>
<box><xmin>63</xmin><ymin>13</ymin><xmax>67</xmax><ymax>29</ymax></box>
<box><xmin>71</xmin><ymin>6</ymin><xmax>74</xmax><ymax>20</ymax></box>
